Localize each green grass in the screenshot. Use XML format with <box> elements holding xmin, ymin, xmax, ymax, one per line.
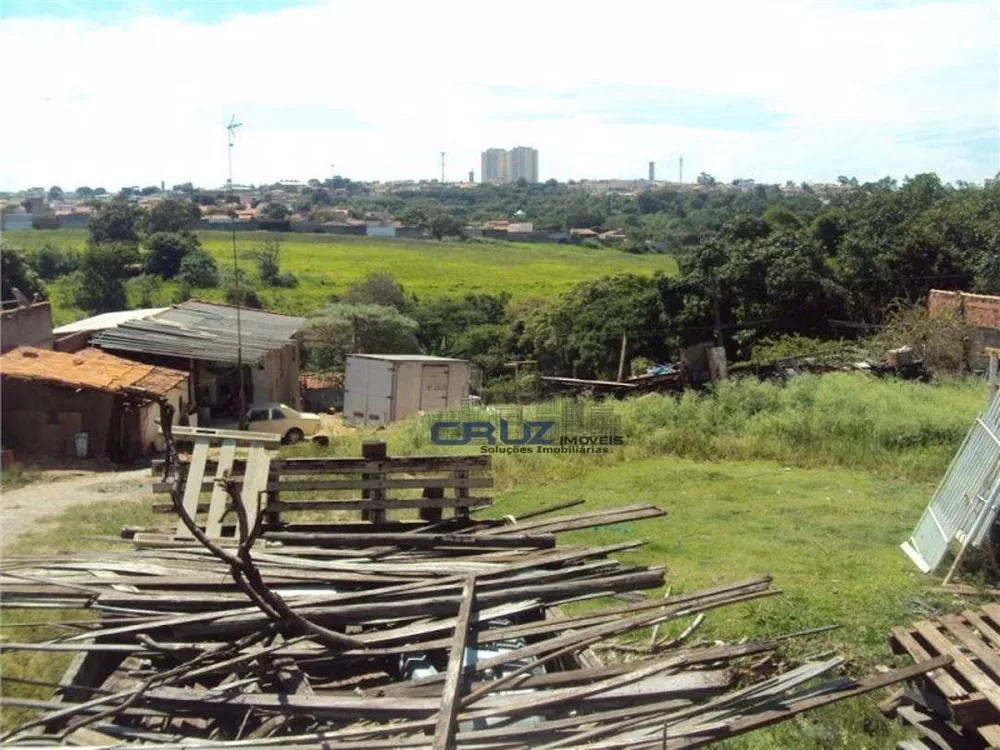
<box><xmin>5</xmin><ymin>229</ymin><xmax>678</xmax><ymax>324</ymax></box>
<box><xmin>1</xmin><ymin>374</ymin><xmax>993</xmax><ymax>747</ymax></box>
<box><xmin>0</xmin><ymin>464</ymin><xmax>40</xmax><ymax>491</ymax></box>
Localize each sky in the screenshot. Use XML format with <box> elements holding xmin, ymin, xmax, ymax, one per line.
<box><xmin>0</xmin><ymin>0</ymin><xmax>997</xmax><ymax>191</ymax></box>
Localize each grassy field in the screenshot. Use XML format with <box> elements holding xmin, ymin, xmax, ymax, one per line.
<box><xmin>1</xmin><ymin>373</ymin><xmax>994</xmax><ymax>746</ymax></box>
<box><xmin>4</xmin><ymin>229</ymin><xmax>678</xmax><ymax>325</ymax></box>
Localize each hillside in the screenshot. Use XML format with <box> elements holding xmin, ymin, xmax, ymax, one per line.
<box><xmin>5</xmin><ymin>229</ymin><xmax>678</xmax><ymax>324</ymax></box>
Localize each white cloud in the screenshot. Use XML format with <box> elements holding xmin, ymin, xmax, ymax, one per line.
<box><xmin>0</xmin><ymin>0</ymin><xmax>996</xmax><ymax>190</ymax></box>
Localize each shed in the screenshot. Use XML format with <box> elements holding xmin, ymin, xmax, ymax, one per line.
<box><xmin>344</xmin><ymin>354</ymin><xmax>471</xmax><ymax>427</ymax></box>
<box><xmin>0</xmin><ymin>347</ymin><xmax>187</xmax><ymax>461</ymax></box>
<box><xmin>89</xmin><ymin>300</ymin><xmax>305</xmax><ymax>419</ymax></box>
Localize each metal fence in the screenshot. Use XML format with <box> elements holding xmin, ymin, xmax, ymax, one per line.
<box><xmin>902</xmin><ymin>394</ymin><xmax>1000</xmax><ymax>573</ymax></box>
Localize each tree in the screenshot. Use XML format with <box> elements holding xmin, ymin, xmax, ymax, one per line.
<box><xmin>140</xmin><ymin>185</ymin><xmax>162</xmax><ymax>196</ymax></box>
<box><xmin>93</xmin><ymin>187</ymin><xmax>107</xmax><ymax>196</ymax></box>
<box><xmin>696</xmin><ymin>173</ymin><xmax>717</xmax><ymax>187</ymax></box>
<box><xmin>144</xmin><ymin>198</ymin><xmax>201</xmax><ymax>234</ymax></box>
<box><xmin>762</xmin><ymin>205</ymin><xmax>803</xmax><ymax>231</ymax></box>
<box><xmin>74</xmin><ymin>242</ymin><xmax>139</xmax><ymax>313</ymax></box>
<box><xmin>177</xmin><ymin>249</ymin><xmax>219</xmax><ymax>288</ymax></box>
<box><xmin>343</xmin><ymin>272</ymin><xmax>408</xmax><ymax>311</ymax></box>
<box><xmin>810</xmin><ymin>209</ymin><xmax>846</xmax><ymax>256</ymax></box>
<box><xmin>144</xmin><ymin>232</ymin><xmax>199</xmax><ymax>278</ymax></box>
<box><xmin>249</xmin><ymin>238</ymin><xmax>292</xmax><ymax>287</ymax></box>
<box><xmin>428</xmin><ymin>213</ymin><xmax>464</xmax><ymax>240</ymax></box>
<box><xmin>262</xmin><ymin>203</ymin><xmax>290</xmax><ymax>221</ymax></box>
<box><xmin>48</xmin><ymin>186</ymin><xmax>64</xmax><ymax>201</ymax></box>
<box><xmin>135</xmin><ymin>274</ymin><xmax>162</xmax><ymax>307</ymax></box>
<box><xmin>0</xmin><ymin>243</ymin><xmax>46</xmax><ymax>301</ymax></box>
<box><xmin>303</xmin><ymin>303</ymin><xmax>421</xmax><ymax>370</ymax></box>
<box><xmin>75</xmin><ymin>186</ymin><xmax>94</xmax><ymax>198</ymax></box>
<box><xmin>87</xmin><ymin>198</ymin><xmax>141</xmax><ymax>246</ymax></box>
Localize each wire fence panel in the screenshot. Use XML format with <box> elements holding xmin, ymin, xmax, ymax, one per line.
<box><xmin>902</xmin><ymin>396</ymin><xmax>1000</xmax><ymax>573</ymax></box>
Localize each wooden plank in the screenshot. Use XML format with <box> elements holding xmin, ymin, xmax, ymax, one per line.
<box><xmin>151</xmin><ymin>497</ymin><xmax>495</xmax><ymax>513</ymax></box>
<box><xmin>965</xmin><ymin>609</ymin><xmax>1000</xmax><ymax>650</ymax></box>
<box><xmin>204</xmin><ymin>439</ymin><xmax>236</xmax><ymax>538</ymax></box>
<box><xmin>433</xmin><ymin>576</ymin><xmax>475</xmax><ymax>750</ymax></box>
<box><xmin>175</xmin><ymin>439</ymin><xmax>209</xmax><ymax>538</ymax></box>
<box><xmin>154</xmin><ymin>477</ymin><xmax>495</xmax><ymax>494</ymax></box>
<box><xmin>891</xmin><ymin>625</ymin><xmax>968</xmax><ymax>699</ymax></box>
<box><xmin>977</xmin><ymin>723</ymin><xmax>1000</xmax><ymax>746</ymax></box>
<box><xmin>896</xmin><ymin>704</ymin><xmax>979</xmax><ymax>750</ymax></box>
<box><xmin>914</xmin><ymin>620</ymin><xmax>1000</xmax><ymax>715</ymax></box>
<box><xmin>153</xmin><ymin>455</ymin><xmax>491</xmax><ymax>477</ymax></box>
<box><xmin>238</xmin><ymin>443</ymin><xmax>271</xmax><ymax>538</ymax></box>
<box><xmin>171</xmin><ymin>425</ymin><xmax>280</xmax><ymax>444</ymax></box>
<box><xmin>940</xmin><ymin>614</ymin><xmax>1000</xmax><ymax>683</ymax></box>
<box><xmin>264</xmin><ymin>531</ymin><xmax>556</xmax><ymax>550</ymax></box>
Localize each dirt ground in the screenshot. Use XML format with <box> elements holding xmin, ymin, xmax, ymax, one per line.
<box><xmin>0</xmin><ymin>467</ymin><xmax>152</xmax><ymax>549</ymax></box>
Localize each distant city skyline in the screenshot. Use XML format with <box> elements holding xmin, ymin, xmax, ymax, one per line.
<box><xmin>0</xmin><ymin>0</ymin><xmax>996</xmax><ymax>191</ymax></box>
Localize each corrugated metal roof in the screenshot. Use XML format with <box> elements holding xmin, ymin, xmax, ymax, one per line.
<box><xmin>0</xmin><ymin>346</ymin><xmax>187</xmax><ymax>396</ymax></box>
<box><xmin>53</xmin><ymin>307</ymin><xmax>170</xmax><ymax>335</ymax></box>
<box><xmin>91</xmin><ymin>300</ymin><xmax>305</xmax><ymax>365</ymax></box>
<box><xmin>347</xmin><ymin>354</ymin><xmax>469</xmax><ymax>363</ymax></box>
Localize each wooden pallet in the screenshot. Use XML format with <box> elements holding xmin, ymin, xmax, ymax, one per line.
<box><xmin>891</xmin><ymin>605</ymin><xmax>1000</xmax><ymax>743</ymax></box>
<box><xmin>153</xmin><ymin>438</ymin><xmax>494</xmax><ymax>529</ymax></box>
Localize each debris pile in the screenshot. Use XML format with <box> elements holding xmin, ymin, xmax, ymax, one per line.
<box><xmin>0</xmin><ymin>424</ymin><xmax>949</xmax><ymax>747</ymax></box>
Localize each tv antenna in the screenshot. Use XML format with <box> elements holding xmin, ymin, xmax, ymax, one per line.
<box><xmin>226</xmin><ymin>114</ymin><xmax>247</xmax><ymax>429</ymax></box>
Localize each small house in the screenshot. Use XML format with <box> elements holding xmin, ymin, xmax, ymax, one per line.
<box><xmin>344</xmin><ymin>354</ymin><xmax>471</xmax><ymax>427</ymax></box>
<box><xmin>0</xmin><ymin>347</ymin><xmax>187</xmax><ymax>461</ymax></box>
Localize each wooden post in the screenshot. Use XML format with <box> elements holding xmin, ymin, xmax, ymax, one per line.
<box><xmin>420</xmin><ymin>487</ymin><xmax>444</xmax><ymax>523</ymax></box>
<box><xmin>617</xmin><ymin>333</ymin><xmax>628</xmax><ymax>382</ymax></box>
<box><xmin>361</xmin><ymin>440</ymin><xmax>387</xmax><ymax>524</ymax></box>
<box><xmin>989</xmin><ymin>349</ymin><xmax>998</xmax><ymax>407</ymax></box>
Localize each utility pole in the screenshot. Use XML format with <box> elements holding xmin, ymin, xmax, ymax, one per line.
<box><xmin>617</xmin><ymin>333</ymin><xmax>629</xmax><ymax>382</ymax></box>
<box><xmin>227</xmin><ymin>115</ymin><xmax>247</xmax><ymax>429</ymax></box>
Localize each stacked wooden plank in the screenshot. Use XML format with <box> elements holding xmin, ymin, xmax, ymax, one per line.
<box><xmin>885</xmin><ymin>605</ymin><xmax>1000</xmax><ymax>748</ymax></box>
<box><xmin>0</xmin><ymin>516</ymin><xmax>946</xmax><ymax>747</ymax></box>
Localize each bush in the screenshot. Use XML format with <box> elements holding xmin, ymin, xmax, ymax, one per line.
<box><xmin>177</xmin><ymin>248</ymin><xmax>219</xmax><ymax>288</ymax></box>
<box><xmin>33</xmin><ymin>243</ymin><xmax>80</xmax><ymax>279</ymax></box>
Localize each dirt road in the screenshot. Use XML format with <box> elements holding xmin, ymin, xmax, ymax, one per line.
<box><xmin>1</xmin><ymin>468</ymin><xmax>152</xmax><ymax>549</ymax></box>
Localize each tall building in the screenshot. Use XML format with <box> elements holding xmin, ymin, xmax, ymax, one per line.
<box><xmin>648</xmin><ymin>162</ymin><xmax>655</xmax><ymax>182</ymax></box>
<box><xmin>481</xmin><ymin>148</ymin><xmax>511</xmax><ymax>183</ymax></box>
<box><xmin>509</xmin><ymin>146</ymin><xmax>539</xmax><ymax>183</ymax></box>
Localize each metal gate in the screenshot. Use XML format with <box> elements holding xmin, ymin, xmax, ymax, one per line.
<box><xmin>901</xmin><ymin>395</ymin><xmax>1000</xmax><ymax>573</ymax></box>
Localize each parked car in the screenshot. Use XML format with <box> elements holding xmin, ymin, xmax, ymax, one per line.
<box><xmin>237</xmin><ymin>403</ymin><xmax>322</xmax><ymax>444</ymax></box>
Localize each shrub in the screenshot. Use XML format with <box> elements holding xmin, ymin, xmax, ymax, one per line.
<box><xmin>177</xmin><ymin>248</ymin><xmax>219</xmax><ymax>288</ymax></box>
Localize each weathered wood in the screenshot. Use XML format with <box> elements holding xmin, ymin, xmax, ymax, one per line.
<box><xmin>204</xmin><ymin>439</ymin><xmax>236</xmax><ymax>538</ymax></box>
<box><xmin>175</xmin><ymin>439</ymin><xmax>209</xmax><ymax>538</ymax></box>
<box><xmin>152</xmin><ymin>497</ymin><xmax>495</xmax><ymax>514</ymax></box>
<box><xmin>264</xmin><ymin>530</ymin><xmax>556</xmax><ymax>550</ymax></box>
<box><xmin>913</xmin><ymin>620</ymin><xmax>1000</xmax><ymax>715</ymax></box>
<box><xmin>433</xmin><ymin>576</ymin><xmax>476</xmax><ymax>750</ymax></box>
<box><xmin>238</xmin><ymin>442</ymin><xmax>271</xmax><ymax>538</ymax></box>
<box><xmin>170</xmin><ymin>425</ymin><xmax>280</xmax><ymax>445</ymax></box>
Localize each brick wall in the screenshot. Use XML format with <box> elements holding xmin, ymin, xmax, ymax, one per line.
<box><xmin>928</xmin><ymin>289</ymin><xmax>1000</xmax><ymax>330</ymax></box>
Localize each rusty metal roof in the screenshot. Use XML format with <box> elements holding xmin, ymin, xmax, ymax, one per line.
<box><xmin>91</xmin><ymin>300</ymin><xmax>305</xmax><ymax>365</ymax></box>
<box><xmin>0</xmin><ymin>346</ymin><xmax>187</xmax><ymax>397</ymax></box>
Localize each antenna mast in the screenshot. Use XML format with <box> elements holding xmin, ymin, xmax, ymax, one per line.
<box><xmin>227</xmin><ymin>115</ymin><xmax>247</xmax><ymax>429</ymax></box>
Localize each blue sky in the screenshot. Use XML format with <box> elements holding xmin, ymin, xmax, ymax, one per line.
<box><xmin>0</xmin><ymin>0</ymin><xmax>996</xmax><ymax>190</ymax></box>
